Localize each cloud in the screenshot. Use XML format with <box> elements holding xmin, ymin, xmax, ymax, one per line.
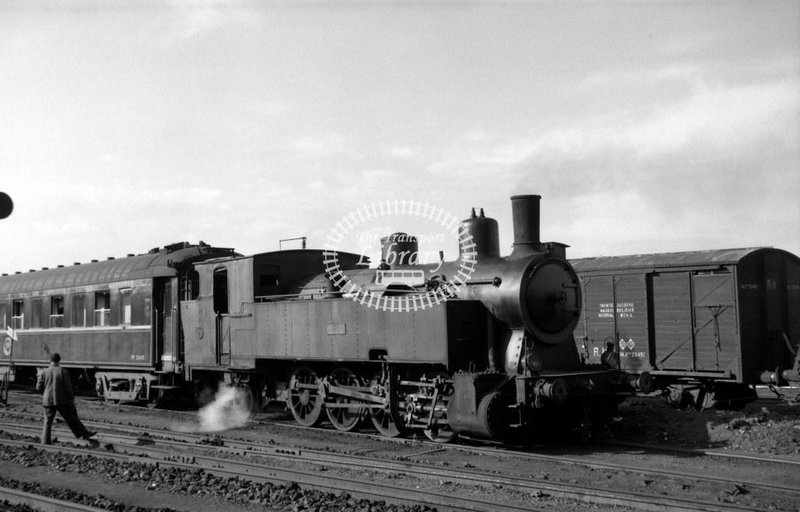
<box><xmin>656</xmin><ymin>33</ymin><xmax>718</xmax><ymax>58</ymax></box>
<box><xmin>582</xmin><ymin>64</ymin><xmax>704</xmax><ymax>89</ymax></box>
<box><xmin>290</xmin><ymin>133</ymin><xmax>354</xmax><ymax>157</ymax></box>
<box><xmin>434</xmin><ymin>77</ymin><xmax>798</xmax><ymax>181</ymax></box>
<box><xmin>388</xmin><ymin>146</ymin><xmax>418</xmax><ymax>159</ymax></box>
<box><xmin>165</xmin><ymin>0</ymin><xmax>255</xmax><ymax>39</ymax></box>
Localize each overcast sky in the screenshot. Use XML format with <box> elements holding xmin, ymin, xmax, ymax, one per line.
<box><xmin>1</xmin><ymin>0</ymin><xmax>798</xmax><ymax>274</ymax></box>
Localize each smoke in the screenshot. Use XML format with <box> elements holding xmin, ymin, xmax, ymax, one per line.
<box><xmin>172</xmin><ymin>384</ymin><xmax>252</xmax><ymax>433</ymax></box>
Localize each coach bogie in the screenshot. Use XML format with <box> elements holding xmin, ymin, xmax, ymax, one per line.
<box><xmin>95</xmin><ymin>372</ymin><xmax>157</xmax><ymax>403</ymax></box>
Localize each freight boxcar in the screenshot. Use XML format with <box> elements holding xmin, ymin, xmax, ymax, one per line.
<box><xmin>571</xmin><ymin>248</ymin><xmax>800</xmax><ymax>407</ymax></box>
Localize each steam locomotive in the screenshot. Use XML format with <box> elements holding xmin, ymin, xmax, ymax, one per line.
<box><xmin>0</xmin><ymin>195</ymin><xmax>639</xmax><ymax>442</ymax></box>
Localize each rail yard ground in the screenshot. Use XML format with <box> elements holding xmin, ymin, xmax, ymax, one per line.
<box><xmin>607</xmin><ymin>396</ymin><xmax>800</xmax><ymax>456</ymax></box>
<box><xmin>0</xmin><ymin>390</ymin><xmax>799</xmax><ymax>511</ymax></box>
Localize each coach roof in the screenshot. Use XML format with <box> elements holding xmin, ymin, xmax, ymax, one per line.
<box><xmin>0</xmin><ymin>242</ymin><xmax>235</xmax><ymax>295</ymax></box>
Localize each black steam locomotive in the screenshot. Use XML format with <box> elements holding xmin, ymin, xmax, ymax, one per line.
<box><xmin>0</xmin><ymin>195</ymin><xmax>638</xmax><ymax>442</ymax></box>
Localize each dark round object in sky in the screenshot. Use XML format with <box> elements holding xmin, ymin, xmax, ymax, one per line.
<box><xmin>0</xmin><ymin>192</ymin><xmax>13</xmax><ymax>219</ymax></box>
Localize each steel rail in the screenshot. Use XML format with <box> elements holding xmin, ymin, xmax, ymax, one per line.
<box><xmin>598</xmin><ymin>439</ymin><xmax>800</xmax><ymax>467</ymax></box>
<box><xmin>0</xmin><ymin>436</ymin><xmax>541</xmax><ymax>512</ymax></box>
<box><xmin>265</xmin><ymin>418</ymin><xmax>800</xmax><ymax>490</ymax></box>
<box><xmin>0</xmin><ymin>486</ymin><xmax>109</xmax><ymax>512</ymax></box>
<box><xmin>0</xmin><ymin>423</ymin><xmax>792</xmax><ymax>512</ymax></box>
<box><xmin>3</xmin><ymin>403</ymin><xmax>800</xmax><ymax>492</ymax></box>
<box><xmin>4</xmin><ymin>397</ymin><xmax>800</xmax><ymax>502</ymax></box>
<box><xmin>57</xmin><ymin>390</ymin><xmax>800</xmax><ymax>468</ymax></box>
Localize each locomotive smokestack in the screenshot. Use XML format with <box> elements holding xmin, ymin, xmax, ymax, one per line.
<box><xmin>510</xmin><ymin>194</ymin><xmax>541</xmax><ymax>258</ymax></box>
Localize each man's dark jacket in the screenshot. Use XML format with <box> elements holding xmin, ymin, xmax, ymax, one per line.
<box><xmin>36</xmin><ymin>363</ymin><xmax>75</xmax><ymax>407</ymax></box>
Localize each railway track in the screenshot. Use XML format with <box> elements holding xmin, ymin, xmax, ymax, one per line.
<box><xmin>3</xmin><ymin>391</ymin><xmax>800</xmax><ymax>511</ymax></box>
<box><xmin>0</xmin><ymin>432</ymin><xmax>545</xmax><ymax>512</ymax></box>
<box><xmin>13</xmin><ymin>390</ymin><xmax>800</xmax><ymax>469</ymax></box>
<box><xmin>5</xmin><ymin>405</ymin><xmax>800</xmax><ymax>494</ymax></box>
<box><xmin>0</xmin><ymin>486</ymin><xmax>108</xmax><ymax>512</ymax></box>
<box><xmin>1</xmin><ymin>414</ymin><xmax>799</xmax><ymax>512</ymax></box>
<box><xmin>598</xmin><ymin>438</ymin><xmax>800</xmax><ymax>466</ymax></box>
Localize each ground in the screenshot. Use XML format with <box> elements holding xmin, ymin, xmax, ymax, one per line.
<box><xmin>607</xmin><ymin>396</ymin><xmax>800</xmax><ymax>457</ymax></box>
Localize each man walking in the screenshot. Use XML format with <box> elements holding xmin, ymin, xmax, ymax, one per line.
<box><xmin>36</xmin><ymin>353</ymin><xmax>96</xmax><ymax>444</ymax></box>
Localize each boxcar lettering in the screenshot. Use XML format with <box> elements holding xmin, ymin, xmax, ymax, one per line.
<box><xmin>597</xmin><ymin>301</ymin><xmax>635</xmax><ymax>318</ymax></box>
<box><xmin>621</xmin><ymin>352</ymin><xmax>645</xmax><ymax>358</ymax></box>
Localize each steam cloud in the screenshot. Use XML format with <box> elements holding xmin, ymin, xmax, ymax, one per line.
<box><xmin>172</xmin><ymin>384</ymin><xmax>252</xmax><ymax>433</ymax></box>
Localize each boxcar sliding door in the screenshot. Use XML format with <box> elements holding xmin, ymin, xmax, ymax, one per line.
<box><xmin>691</xmin><ymin>272</ymin><xmax>737</xmax><ymax>372</ymax></box>
<box><xmin>652</xmin><ymin>272</ymin><xmax>694</xmax><ymax>371</ymax></box>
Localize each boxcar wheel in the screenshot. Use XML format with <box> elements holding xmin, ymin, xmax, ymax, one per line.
<box><xmin>288</xmin><ymin>367</ymin><xmax>324</xmax><ymax>427</ymax></box>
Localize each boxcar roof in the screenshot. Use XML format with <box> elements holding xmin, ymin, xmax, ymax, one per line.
<box><xmin>0</xmin><ymin>242</ymin><xmax>234</xmax><ymax>294</ymax></box>
<box><xmin>570</xmin><ymin>247</ymin><xmax>799</xmax><ymax>273</ymax></box>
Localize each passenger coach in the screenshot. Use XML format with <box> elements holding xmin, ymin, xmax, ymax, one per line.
<box><xmin>0</xmin><ymin>242</ymin><xmax>235</xmax><ymax>402</ymax></box>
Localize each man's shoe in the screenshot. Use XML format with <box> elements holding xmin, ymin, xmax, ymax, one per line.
<box><xmin>83</xmin><ymin>431</ymin><xmax>97</xmax><ymax>439</ymax></box>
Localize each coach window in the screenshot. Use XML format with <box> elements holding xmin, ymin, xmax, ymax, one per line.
<box><xmin>50</xmin><ymin>296</ymin><xmax>64</xmax><ymax>328</ymax></box>
<box><xmin>0</xmin><ymin>302</ymin><xmax>6</xmax><ymax>330</ymax></box>
<box><xmin>95</xmin><ymin>291</ymin><xmax>110</xmax><ymax>327</ymax></box>
<box><xmin>32</xmin><ymin>298</ymin><xmax>43</xmax><ymax>329</ymax></box>
<box><xmin>120</xmin><ymin>288</ymin><xmax>132</xmax><ymax>325</ymax></box>
<box><xmin>12</xmin><ymin>300</ymin><xmax>24</xmax><ymax>330</ymax></box>
<box><xmin>71</xmin><ymin>293</ymin><xmax>85</xmax><ymax>327</ymax></box>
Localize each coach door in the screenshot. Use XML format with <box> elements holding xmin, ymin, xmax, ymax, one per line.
<box><xmin>154</xmin><ymin>278</ymin><xmax>179</xmax><ymax>372</ymax></box>
<box><xmin>692</xmin><ymin>272</ymin><xmax>737</xmax><ymax>372</ymax></box>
